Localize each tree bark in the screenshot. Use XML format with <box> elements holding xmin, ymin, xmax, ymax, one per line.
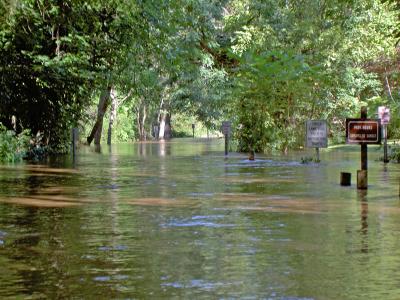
<box><xmin>164</xmin><ymin>113</ymin><xmax>171</xmax><ymax>139</ymax></box>
<box><xmin>107</xmin><ymin>88</ymin><xmax>117</xmax><ymax>145</ymax></box>
<box><xmin>11</xmin><ymin>115</ymin><xmax>17</xmax><ymax>132</ymax></box>
<box><xmin>159</xmin><ymin>113</ymin><xmax>166</xmax><ymax>139</ymax></box>
<box><xmin>158</xmin><ymin>113</ymin><xmax>172</xmax><ymax>139</ymax></box>
<box><xmin>136</xmin><ymin>102</ymin><xmax>147</xmax><ymax>141</ymax></box>
<box><xmin>107</xmin><ymin>89</ymin><xmax>132</xmax><ymax>144</ymax></box>
<box><xmin>87</xmin><ymin>85</ymin><xmax>112</xmax><ymax>146</ymax></box>
<box><xmin>385</xmin><ymin>75</ymin><xmax>394</xmax><ymax>102</ymax></box>
<box><xmin>140</xmin><ymin>104</ymin><xmax>147</xmax><ymax>141</ymax></box>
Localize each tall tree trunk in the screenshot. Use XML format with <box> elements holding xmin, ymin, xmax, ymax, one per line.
<box><xmin>136</xmin><ymin>102</ymin><xmax>147</xmax><ymax>141</ymax></box>
<box><xmin>164</xmin><ymin>113</ymin><xmax>171</xmax><ymax>139</ymax></box>
<box><xmin>155</xmin><ymin>98</ymin><xmax>164</xmax><ymax>139</ymax></box>
<box><xmin>87</xmin><ymin>85</ymin><xmax>112</xmax><ymax>146</ymax></box>
<box><xmin>11</xmin><ymin>115</ymin><xmax>17</xmax><ymax>132</ymax></box>
<box><xmin>159</xmin><ymin>113</ymin><xmax>166</xmax><ymax>139</ymax></box>
<box><xmin>140</xmin><ymin>104</ymin><xmax>147</xmax><ymax>141</ymax></box>
<box><xmin>385</xmin><ymin>75</ymin><xmax>394</xmax><ymax>102</ymax></box>
<box><xmin>107</xmin><ymin>88</ymin><xmax>117</xmax><ymax>145</ymax></box>
<box><xmin>158</xmin><ymin>112</ymin><xmax>172</xmax><ymax>139</ymax></box>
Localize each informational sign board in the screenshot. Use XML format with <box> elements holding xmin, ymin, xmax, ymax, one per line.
<box><xmin>378</xmin><ymin>106</ymin><xmax>390</xmax><ymax>125</ymax></box>
<box><xmin>346</xmin><ymin>119</ymin><xmax>381</xmax><ymax>144</ymax></box>
<box><xmin>306</xmin><ymin>120</ymin><xmax>328</xmax><ymax>148</ymax></box>
<box><xmin>221</xmin><ymin>121</ymin><xmax>231</xmax><ymax>136</ymax></box>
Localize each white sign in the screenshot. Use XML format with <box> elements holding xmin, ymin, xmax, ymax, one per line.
<box><xmin>378</xmin><ymin>106</ymin><xmax>390</xmax><ymax>125</ymax></box>
<box><xmin>306</xmin><ymin>120</ymin><xmax>328</xmax><ymax>148</ymax></box>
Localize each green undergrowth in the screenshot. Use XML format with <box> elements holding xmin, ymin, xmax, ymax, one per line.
<box><xmin>0</xmin><ymin>123</ymin><xmax>30</xmax><ymax>163</ymax></box>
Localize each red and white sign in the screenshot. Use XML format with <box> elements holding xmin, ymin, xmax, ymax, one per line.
<box><xmin>346</xmin><ymin>119</ymin><xmax>381</xmax><ymax>144</ymax></box>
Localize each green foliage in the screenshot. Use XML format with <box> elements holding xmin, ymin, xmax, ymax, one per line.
<box><xmin>158</xmin><ymin>0</ymin><xmax>230</xmax><ymax>133</ymax></box>
<box><xmin>0</xmin><ymin>123</ymin><xmax>30</xmax><ymax>163</ymax></box>
<box><xmin>171</xmin><ymin>57</ymin><xmax>229</xmax><ymax>130</ymax></box>
<box><xmin>386</xmin><ymin>143</ymin><xmax>400</xmax><ymax>163</ymax></box>
<box><xmin>231</xmin><ymin>50</ymin><xmax>316</xmax><ymax>152</ymax></box>
<box><xmin>0</xmin><ymin>0</ymin><xmax>133</xmax><ymax>152</ymax></box>
<box><xmin>171</xmin><ymin>113</ymin><xmax>218</xmax><ymax>138</ymax></box>
<box><xmin>225</xmin><ymin>0</ymin><xmax>397</xmax><ymax>152</ymax></box>
<box><xmin>1</xmin><ymin>0</ymin><xmax>399</xmax><ymax>150</ymax></box>
<box><xmin>105</xmin><ymin>103</ymin><xmax>136</xmax><ymax>143</ymax></box>
<box><xmin>234</xmin><ymin>96</ymin><xmax>271</xmax><ymax>153</ymax></box>
<box><xmin>388</xmin><ymin>105</ymin><xmax>400</xmax><ymax>140</ymax></box>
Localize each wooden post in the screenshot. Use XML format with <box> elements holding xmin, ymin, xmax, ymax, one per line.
<box><xmin>224</xmin><ymin>134</ymin><xmax>229</xmax><ymax>156</ymax></box>
<box><xmin>358</xmin><ymin>107</ymin><xmax>368</xmax><ymax>190</ymax></box>
<box><xmin>315</xmin><ymin>147</ymin><xmax>320</xmax><ymax>162</ymax></box>
<box><xmin>340</xmin><ymin>172</ymin><xmax>351</xmax><ymax>186</ymax></box>
<box><xmin>361</xmin><ymin>144</ymin><xmax>368</xmax><ymax>170</ymax></box>
<box><xmin>357</xmin><ymin>170</ymin><xmax>368</xmax><ymax>189</ymax></box>
<box><xmin>249</xmin><ymin>149</ymin><xmax>255</xmax><ymax>161</ymax></box>
<box><xmin>221</xmin><ymin>121</ymin><xmax>232</xmax><ymax>157</ymax></box>
<box><xmin>192</xmin><ymin>124</ymin><xmax>195</xmax><ymax>138</ymax></box>
<box><xmin>361</xmin><ymin>107</ymin><xmax>368</xmax><ymax>171</ymax></box>
<box><xmin>72</xmin><ymin>127</ymin><xmax>78</xmax><ymax>161</ymax></box>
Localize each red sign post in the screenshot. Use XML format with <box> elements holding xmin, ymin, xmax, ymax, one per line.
<box><xmin>346</xmin><ymin>107</ymin><xmax>381</xmax><ymax>189</ymax></box>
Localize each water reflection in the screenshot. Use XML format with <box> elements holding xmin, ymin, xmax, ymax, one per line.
<box><xmin>0</xmin><ymin>166</ymin><xmax>83</xmax><ymax>207</ymax></box>
<box><xmin>358</xmin><ymin>190</ymin><xmax>369</xmax><ymax>254</ymax></box>
<box><xmin>0</xmin><ymin>141</ymin><xmax>400</xmax><ymax>299</ymax></box>
<box><xmin>138</xmin><ymin>142</ymin><xmax>147</xmax><ymax>156</ymax></box>
<box><xmin>159</xmin><ymin>140</ymin><xmax>172</xmax><ymax>157</ymax></box>
<box><xmin>94</xmin><ymin>144</ymin><xmax>102</xmax><ymax>153</ymax></box>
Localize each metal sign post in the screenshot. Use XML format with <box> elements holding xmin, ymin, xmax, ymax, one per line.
<box><xmin>72</xmin><ymin>127</ymin><xmax>78</xmax><ymax>164</ymax></box>
<box><xmin>221</xmin><ymin>121</ymin><xmax>231</xmax><ymax>156</ymax></box>
<box><xmin>378</xmin><ymin>106</ymin><xmax>390</xmax><ymax>163</ymax></box>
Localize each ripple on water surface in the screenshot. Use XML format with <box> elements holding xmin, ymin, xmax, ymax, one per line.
<box><xmin>0</xmin><ymin>141</ymin><xmax>400</xmax><ymax>300</ymax></box>
<box><xmin>161</xmin><ymin>215</ymin><xmax>234</xmax><ymax>229</ymax></box>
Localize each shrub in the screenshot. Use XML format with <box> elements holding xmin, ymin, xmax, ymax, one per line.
<box><xmin>388</xmin><ymin>144</ymin><xmax>400</xmax><ymax>163</ymax></box>
<box><xmin>0</xmin><ymin>123</ymin><xmax>30</xmax><ymax>163</ymax></box>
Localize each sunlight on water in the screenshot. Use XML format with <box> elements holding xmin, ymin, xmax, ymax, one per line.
<box><xmin>0</xmin><ymin>196</ymin><xmax>81</xmax><ymax>207</ymax></box>
<box><xmin>125</xmin><ymin>197</ymin><xmax>192</xmax><ymax>207</ymax></box>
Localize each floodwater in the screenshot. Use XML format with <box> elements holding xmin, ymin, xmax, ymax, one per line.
<box><xmin>0</xmin><ymin>139</ymin><xmax>400</xmax><ymax>299</ymax></box>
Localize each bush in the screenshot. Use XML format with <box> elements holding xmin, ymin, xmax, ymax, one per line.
<box><xmin>388</xmin><ymin>144</ymin><xmax>400</xmax><ymax>163</ymax></box>
<box><xmin>300</xmin><ymin>156</ymin><xmax>320</xmax><ymax>164</ymax></box>
<box><xmin>0</xmin><ymin>123</ymin><xmax>30</xmax><ymax>163</ymax></box>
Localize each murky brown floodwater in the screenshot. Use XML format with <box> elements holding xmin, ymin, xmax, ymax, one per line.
<box><xmin>1</xmin><ymin>139</ymin><xmax>400</xmax><ymax>299</ymax></box>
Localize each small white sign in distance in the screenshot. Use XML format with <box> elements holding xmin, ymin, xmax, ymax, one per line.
<box><xmin>306</xmin><ymin>120</ymin><xmax>328</xmax><ymax>148</ymax></box>
<box><xmin>221</xmin><ymin>121</ymin><xmax>231</xmax><ymax>136</ymax></box>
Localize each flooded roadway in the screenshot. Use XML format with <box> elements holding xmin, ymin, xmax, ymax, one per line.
<box><xmin>0</xmin><ymin>139</ymin><xmax>400</xmax><ymax>299</ymax></box>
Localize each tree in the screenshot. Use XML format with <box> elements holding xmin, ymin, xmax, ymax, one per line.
<box><xmin>0</xmin><ymin>0</ymin><xmax>128</xmax><ymax>152</ymax></box>
<box><xmin>224</xmin><ymin>0</ymin><xmax>397</xmax><ymax>152</ymax></box>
